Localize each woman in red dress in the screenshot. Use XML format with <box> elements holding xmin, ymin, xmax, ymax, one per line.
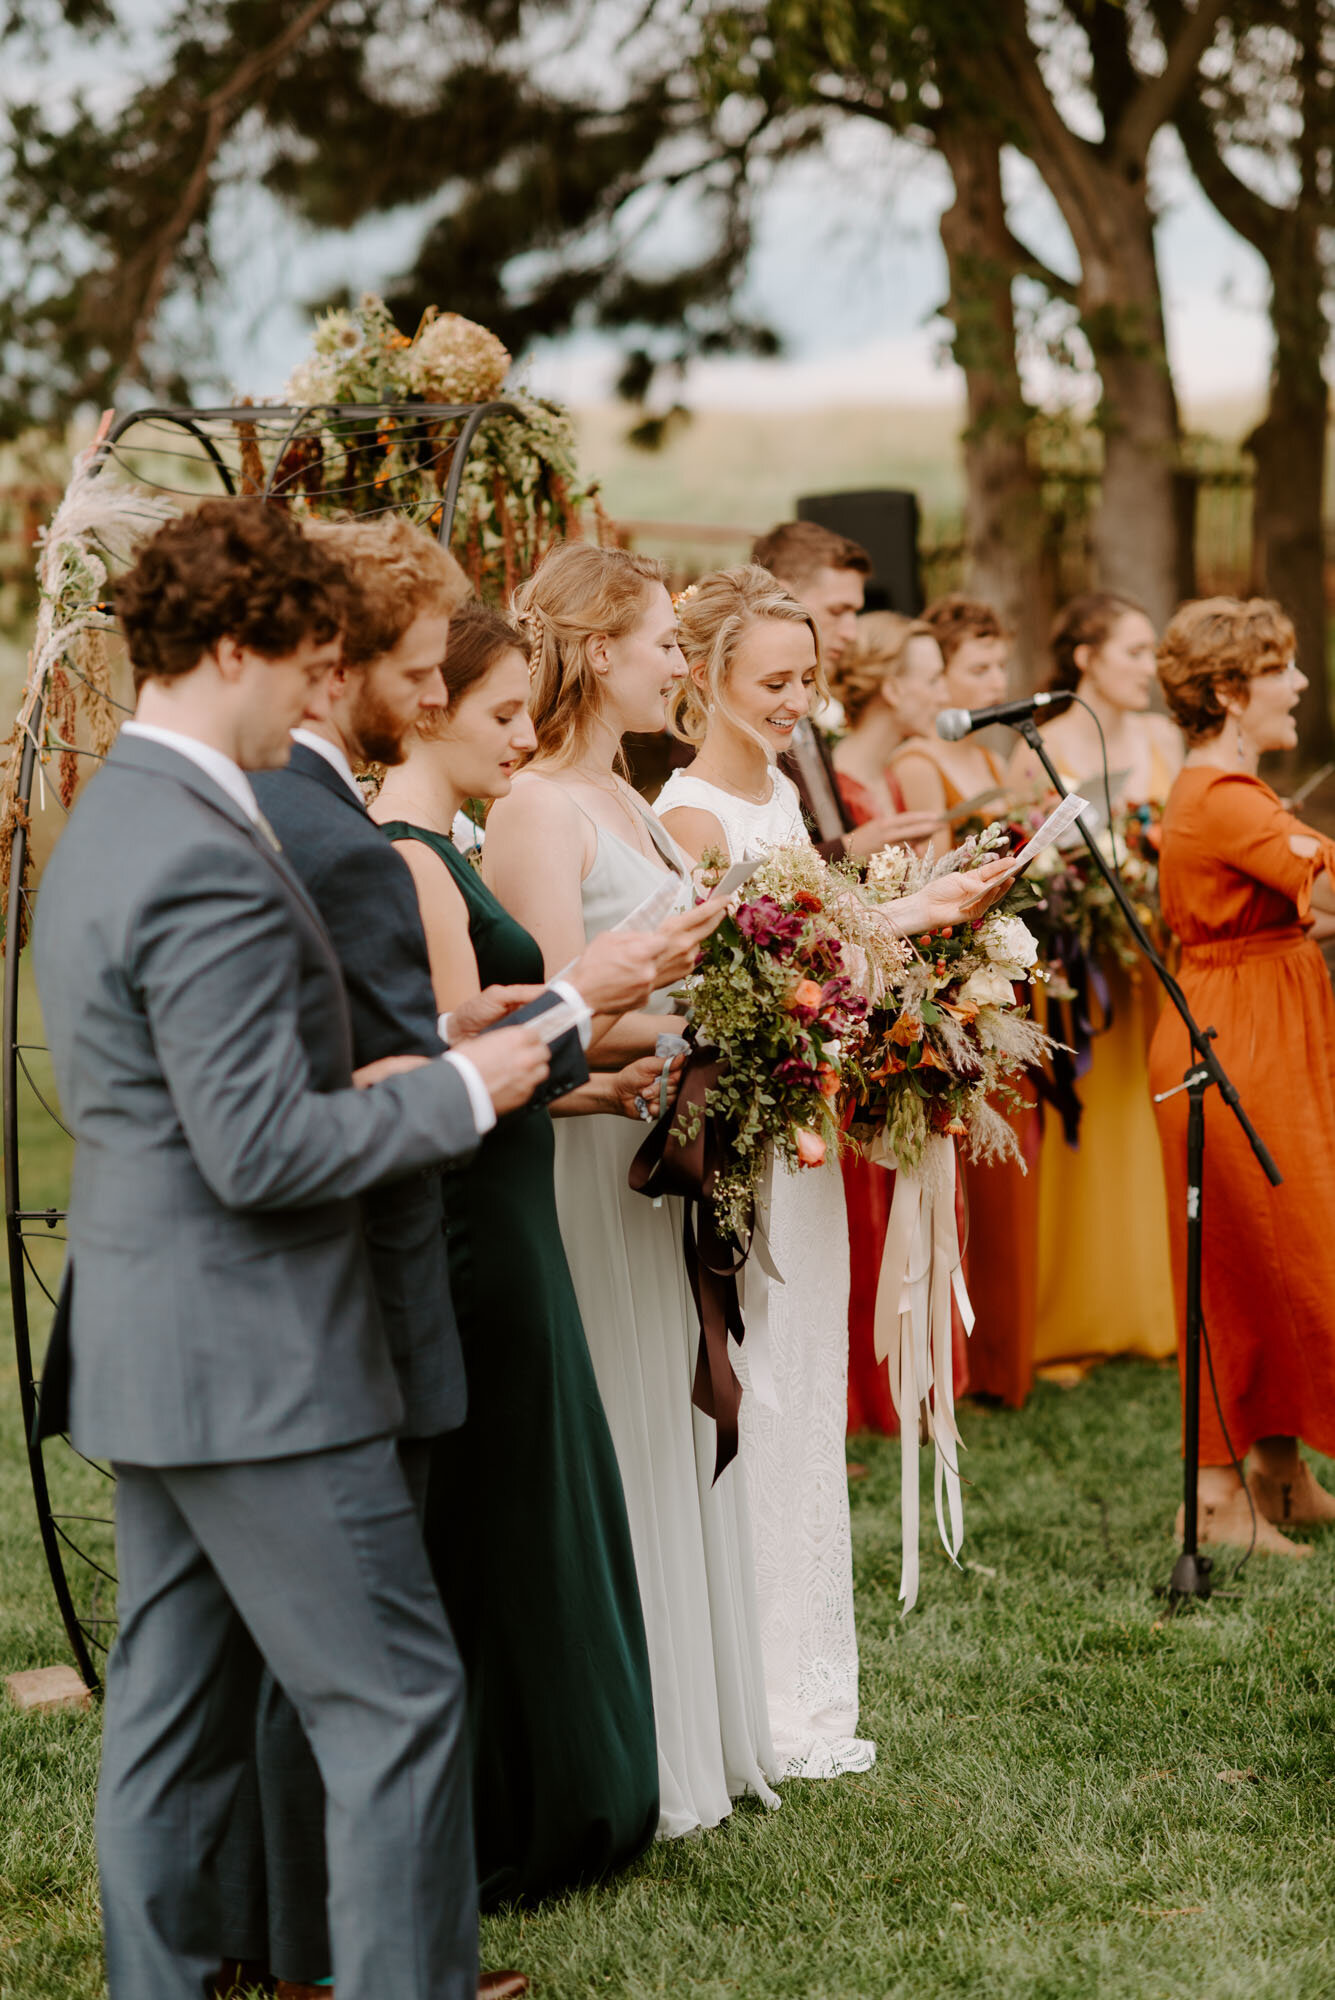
<box><xmin>829</xmin><ymin>614</ymin><xmax>961</xmax><ymax>1434</ymax></box>
<box><xmin>1150</xmin><ymin>597</ymin><xmax>1335</xmax><ymax>1555</ymax></box>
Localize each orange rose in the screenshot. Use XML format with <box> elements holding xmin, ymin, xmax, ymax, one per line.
<box><xmin>794</xmin><ymin>1127</ymin><xmax>827</xmax><ymax>1168</ymax></box>
<box><xmin>816</xmin><ymin>1063</ymin><xmax>840</xmax><ymax>1101</ymax></box>
<box><xmin>789</xmin><ymin>978</ymin><xmax>824</xmax><ymax>1013</ymax></box>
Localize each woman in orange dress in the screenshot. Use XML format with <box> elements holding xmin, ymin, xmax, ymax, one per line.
<box><xmin>829</xmin><ymin>614</ymin><xmax>952</xmax><ymax>1434</ymax></box>
<box><xmin>891</xmin><ymin>595</ymin><xmax>1041</xmax><ymax>1408</ymax></box>
<box><xmin>1150</xmin><ymin>596</ymin><xmax>1335</xmax><ymax>1555</ymax></box>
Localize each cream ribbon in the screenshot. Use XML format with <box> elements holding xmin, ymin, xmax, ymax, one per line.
<box><xmin>869</xmin><ymin>1132</ymin><xmax>975</xmax><ymax>1614</ymax></box>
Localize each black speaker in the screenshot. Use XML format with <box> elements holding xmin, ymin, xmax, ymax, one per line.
<box><xmin>796</xmin><ymin>489</ymin><xmax>923</xmax><ymax>615</ymax></box>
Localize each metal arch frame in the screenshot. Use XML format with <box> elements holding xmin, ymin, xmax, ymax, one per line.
<box><xmin>8</xmin><ymin>396</ymin><xmax>526</xmax><ymax>1687</ymax></box>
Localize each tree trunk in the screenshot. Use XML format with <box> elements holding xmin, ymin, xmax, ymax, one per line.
<box><xmin>1249</xmin><ymin>221</ymin><xmax>1332</xmax><ymax>773</ymax></box>
<box><xmin>1078</xmin><ymin>186</ymin><xmax>1185</xmax><ymax>629</ymax></box>
<box><xmin>936</xmin><ymin>118</ymin><xmax>1054</xmax><ymax>691</ymax></box>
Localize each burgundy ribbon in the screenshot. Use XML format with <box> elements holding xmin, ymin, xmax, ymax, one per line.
<box><xmin>628</xmin><ymin>1050</ymin><xmax>751</xmax><ymax>1482</ymax></box>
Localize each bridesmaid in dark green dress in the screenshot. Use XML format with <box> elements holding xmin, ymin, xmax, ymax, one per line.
<box><xmin>372</xmin><ymin>603</ymin><xmax>659</xmax><ymax>1909</ymax></box>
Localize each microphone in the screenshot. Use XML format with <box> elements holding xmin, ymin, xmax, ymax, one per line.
<box><xmin>935</xmin><ymin>691</ymin><xmax>1073</xmax><ymax>742</ymax></box>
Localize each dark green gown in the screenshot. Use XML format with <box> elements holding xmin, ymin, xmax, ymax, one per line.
<box><xmin>380</xmin><ymin>821</ymin><xmax>659</xmax><ymax>1908</ymax></box>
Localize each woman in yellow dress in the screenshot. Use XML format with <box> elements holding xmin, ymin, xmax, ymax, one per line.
<box><xmin>1009</xmin><ymin>592</ymin><xmax>1183</xmax><ymax>1370</ymax></box>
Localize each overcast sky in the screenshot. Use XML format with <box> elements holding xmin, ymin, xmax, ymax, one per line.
<box><xmin>209</xmin><ymin>117</ymin><xmax>1271</xmax><ymax>415</ymax></box>
<box><xmin>10</xmin><ymin>5</ymin><xmax>1276</xmax><ymax>418</ymax></box>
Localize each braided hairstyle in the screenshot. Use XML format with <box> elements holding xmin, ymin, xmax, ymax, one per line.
<box><xmin>511</xmin><ymin>541</ymin><xmax>667</xmax><ymax>767</ymax></box>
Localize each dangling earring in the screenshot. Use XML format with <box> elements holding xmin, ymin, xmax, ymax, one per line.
<box><xmin>707</xmin><ymin>700</ymin><xmax>715</xmax><ymax>715</ymax></box>
<box><xmin>1235</xmin><ymin>718</ymin><xmax>1247</xmax><ymax>760</ymax></box>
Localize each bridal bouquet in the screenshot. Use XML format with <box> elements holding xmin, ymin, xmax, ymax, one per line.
<box><xmin>678</xmin><ymin>845</ymin><xmax>899</xmax><ymax>1237</ymax></box>
<box><xmin>846</xmin><ymin>827</ymin><xmax>1051</xmax><ymax>1173</ymax></box>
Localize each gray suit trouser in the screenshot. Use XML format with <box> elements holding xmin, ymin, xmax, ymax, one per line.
<box><xmin>217</xmin><ymin>1439</ymin><xmax>435</xmax><ymax>1983</ymax></box>
<box><xmin>100</xmin><ymin>1436</ymin><xmax>477</xmax><ymax>2000</ymax></box>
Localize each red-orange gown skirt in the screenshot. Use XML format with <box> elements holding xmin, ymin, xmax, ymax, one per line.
<box><xmin>838</xmin><ymin>770</ymin><xmax>970</xmax><ymax>1434</ymax></box>
<box><xmin>1148</xmin><ymin>768</ymin><xmax>1335</xmax><ymax>1464</ymax></box>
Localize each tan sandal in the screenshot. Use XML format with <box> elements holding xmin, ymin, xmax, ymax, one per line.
<box><xmin>1246</xmin><ymin>1461</ymin><xmax>1335</xmax><ymax>1527</ymax></box>
<box><xmin>1174</xmin><ymin>1495</ymin><xmax>1311</xmax><ymax>1558</ymax></box>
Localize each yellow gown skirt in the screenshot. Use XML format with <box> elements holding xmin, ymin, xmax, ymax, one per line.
<box><xmin>1032</xmin><ymin>963</ymin><xmax>1177</xmax><ymax>1364</ymax></box>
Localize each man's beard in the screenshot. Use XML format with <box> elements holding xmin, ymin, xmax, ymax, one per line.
<box><xmin>349</xmin><ymin>679</ymin><xmax>409</xmax><ymax>767</ymax></box>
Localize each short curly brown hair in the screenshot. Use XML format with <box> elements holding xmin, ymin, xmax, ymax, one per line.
<box><xmin>303</xmin><ymin>514</ymin><xmax>471</xmax><ymax>666</ymax></box>
<box><xmin>922</xmin><ymin>593</ymin><xmax>1010</xmax><ymax>665</ymax></box>
<box><xmin>1156</xmin><ymin>596</ymin><xmax>1296</xmax><ymax>745</ymax></box>
<box><xmin>114</xmin><ymin>498</ymin><xmax>346</xmax><ymax>690</ymax></box>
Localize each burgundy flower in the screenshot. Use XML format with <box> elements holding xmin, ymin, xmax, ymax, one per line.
<box><xmin>735</xmin><ymin>894</ymin><xmax>804</xmax><ymax>956</ymax></box>
<box><xmin>773</xmin><ymin>1054</ymin><xmax>821</xmax><ymax>1090</ymax></box>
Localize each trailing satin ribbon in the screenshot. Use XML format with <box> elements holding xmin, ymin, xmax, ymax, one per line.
<box><xmin>629</xmin><ymin>1049</ymin><xmax>755</xmax><ymax>1483</ymax></box>
<box><xmin>869</xmin><ymin>1132</ymin><xmax>975</xmax><ymax>1613</ymax></box>
<box><xmin>1034</xmin><ymin>943</ymin><xmax>1112</xmax><ymax>1148</ymax></box>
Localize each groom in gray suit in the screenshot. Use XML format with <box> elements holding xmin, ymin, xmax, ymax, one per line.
<box><xmin>33</xmin><ymin>498</ymin><xmax>550</xmax><ymax>2000</ymax></box>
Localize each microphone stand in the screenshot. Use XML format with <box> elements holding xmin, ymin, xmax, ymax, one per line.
<box><xmin>1012</xmin><ymin>718</ymin><xmax>1281</xmax><ymax>1603</ymax></box>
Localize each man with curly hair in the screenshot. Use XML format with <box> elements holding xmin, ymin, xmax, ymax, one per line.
<box><xmin>33</xmin><ymin>497</ymin><xmax>550</xmax><ymax>2000</ymax></box>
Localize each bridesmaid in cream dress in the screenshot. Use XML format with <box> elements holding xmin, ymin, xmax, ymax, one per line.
<box><xmin>482</xmin><ymin>543</ymin><xmax>782</xmax><ymax>1836</ymax></box>
<box><xmin>1008</xmin><ymin>593</ymin><xmax>1184</xmax><ymax>1371</ymax></box>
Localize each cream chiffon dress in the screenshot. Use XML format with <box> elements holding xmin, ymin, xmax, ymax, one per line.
<box><xmin>655</xmin><ymin>764</ymin><xmax>875</xmax><ymax>1781</ymax></box>
<box><xmin>547</xmin><ymin>789</ymin><xmax>780</xmax><ymax>1837</ymax></box>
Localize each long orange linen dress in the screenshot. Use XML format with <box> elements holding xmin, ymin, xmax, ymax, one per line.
<box><xmin>1148</xmin><ymin>768</ymin><xmax>1335</xmax><ymax>1465</ymax></box>
<box><xmin>836</xmin><ymin>768</ymin><xmax>969</xmax><ymax>1434</ymax></box>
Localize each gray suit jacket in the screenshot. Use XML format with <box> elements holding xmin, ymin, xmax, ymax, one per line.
<box><xmin>33</xmin><ymin>732</ymin><xmax>481</xmax><ymax>1467</ymax></box>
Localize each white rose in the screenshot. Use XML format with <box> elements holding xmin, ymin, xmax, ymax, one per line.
<box><xmin>983</xmin><ymin>916</ymin><xmax>1039</xmax><ymax>974</ymax></box>
<box><xmin>957</xmin><ymin>965</ymin><xmax>1018</xmax><ymax>1010</ymax></box>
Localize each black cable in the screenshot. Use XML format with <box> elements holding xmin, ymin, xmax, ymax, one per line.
<box><xmin>1199</xmin><ymin>1303</ymin><xmax>1257</xmax><ymax>1578</ymax></box>
<box><xmin>1067</xmin><ymin>692</ymin><xmax>1121</xmax><ymax>869</ymax></box>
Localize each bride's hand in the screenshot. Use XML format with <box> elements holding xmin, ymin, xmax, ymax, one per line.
<box><xmin>916</xmin><ymin>855</ymin><xmax>1021</xmax><ymax>927</ymax></box>
<box><xmin>882</xmin><ymin>854</ymin><xmax>1021</xmax><ymax>937</ymax></box>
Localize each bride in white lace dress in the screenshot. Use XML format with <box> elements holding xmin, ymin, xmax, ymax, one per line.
<box><xmin>658</xmin><ymin>567</ymin><xmax>1021</xmax><ymax>1780</ymax></box>
<box><xmin>657</xmin><ymin>567</ymin><xmax>875</xmax><ymax>1780</ymax></box>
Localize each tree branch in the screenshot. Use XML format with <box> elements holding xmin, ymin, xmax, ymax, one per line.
<box><xmin>1114</xmin><ymin>0</ymin><xmax>1228</xmax><ymax>168</ymax></box>
<box><xmin>120</xmin><ymin>0</ymin><xmax>338</xmax><ymax>383</ymax></box>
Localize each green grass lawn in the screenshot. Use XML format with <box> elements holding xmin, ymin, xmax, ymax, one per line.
<box><xmin>7</xmin><ymin>1342</ymin><xmax>1335</xmax><ymax>1997</ymax></box>
<box><xmin>4</xmin><ymin>989</ymin><xmax>1335</xmax><ymax>1997</ymax></box>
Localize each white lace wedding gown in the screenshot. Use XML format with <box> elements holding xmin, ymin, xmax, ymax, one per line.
<box><xmin>655</xmin><ymin>765</ymin><xmax>875</xmax><ymax>1780</ymax></box>
<box><xmin>542</xmin><ymin>785</ymin><xmax>781</xmax><ymax>1837</ymax></box>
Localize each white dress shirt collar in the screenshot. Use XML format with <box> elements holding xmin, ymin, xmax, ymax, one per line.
<box><xmin>291</xmin><ymin>727</ymin><xmax>365</xmax><ymax>805</ymax></box>
<box><xmin>120</xmin><ymin>721</ymin><xmax>259</xmax><ymax>824</ymax></box>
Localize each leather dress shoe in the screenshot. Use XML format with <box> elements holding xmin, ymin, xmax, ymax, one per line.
<box><xmin>479</xmin><ymin>1973</ymin><xmax>530</xmax><ymax>1999</ymax></box>
<box><xmin>273</xmin><ymin>1984</ymin><xmax>329</xmax><ymax>2000</ymax></box>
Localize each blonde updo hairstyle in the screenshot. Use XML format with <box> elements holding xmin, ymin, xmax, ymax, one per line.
<box><xmin>671</xmin><ymin>564</ymin><xmax>824</xmax><ymax>748</ymax></box>
<box><xmin>512</xmin><ymin>541</ymin><xmax>668</xmax><ymax>768</ymax></box>
<box><xmin>831</xmin><ymin>611</ymin><xmax>936</xmax><ymax>728</ymax></box>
